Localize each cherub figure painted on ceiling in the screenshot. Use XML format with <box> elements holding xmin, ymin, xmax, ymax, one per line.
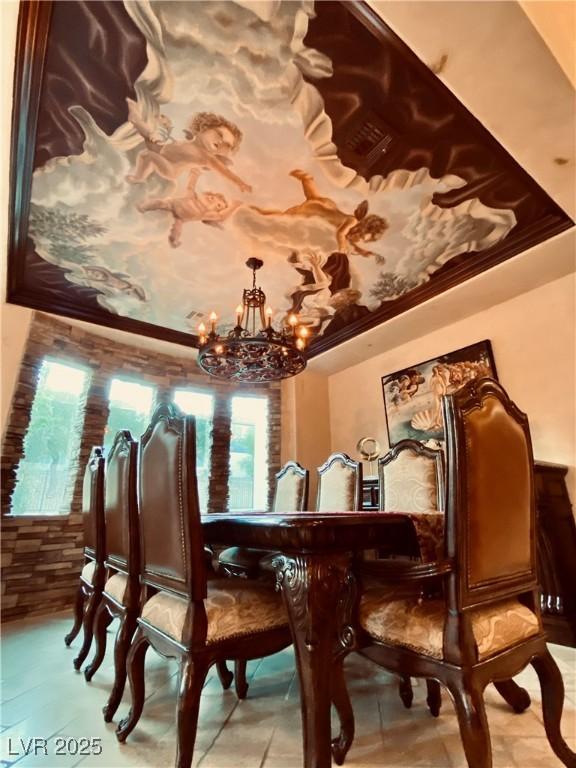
<box><xmin>126</xmin><ymin>103</ymin><xmax>252</xmax><ymax>194</ymax></box>
<box><xmin>251</xmin><ymin>169</ymin><xmax>389</xmax><ymax>257</ymax></box>
<box><xmin>137</xmin><ymin>169</ymin><xmax>242</xmax><ymax>247</ymax></box>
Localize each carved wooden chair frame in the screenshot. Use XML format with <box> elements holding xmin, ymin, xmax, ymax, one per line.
<box><xmin>331</xmin><ymin>379</ymin><xmax>576</xmax><ymax>768</ymax></box>
<box><xmin>64</xmin><ymin>446</ymin><xmax>106</xmax><ymax>670</ymax></box>
<box><xmin>83</xmin><ymin>430</ymin><xmax>141</xmax><ymax>723</ymax></box>
<box><xmin>116</xmin><ymin>403</ymin><xmax>291</xmax><ymax>768</ymax></box>
<box><xmin>317</xmin><ymin>452</ymin><xmax>363</xmax><ymax>512</ymax></box>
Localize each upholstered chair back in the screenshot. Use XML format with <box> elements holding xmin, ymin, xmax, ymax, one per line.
<box><xmin>273</xmin><ymin>461</ymin><xmax>309</xmax><ymax>513</ymax></box>
<box><xmin>379</xmin><ymin>439</ymin><xmax>445</xmax><ymax>514</ymax></box>
<box><xmin>82</xmin><ymin>446</ymin><xmax>105</xmax><ymax>563</ymax></box>
<box><xmin>443</xmin><ymin>378</ymin><xmax>537</xmax><ymax>610</ymax></box>
<box><xmin>316</xmin><ymin>452</ymin><xmax>362</xmax><ymax>512</ymax></box>
<box><xmin>139</xmin><ymin>403</ymin><xmax>207</xmax><ymax>600</ymax></box>
<box><xmin>104</xmin><ymin>430</ymin><xmax>139</xmax><ymax>578</ymax></box>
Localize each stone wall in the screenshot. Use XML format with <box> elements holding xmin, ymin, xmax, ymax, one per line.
<box><xmin>1</xmin><ymin>313</ymin><xmax>281</xmax><ymax>621</ymax></box>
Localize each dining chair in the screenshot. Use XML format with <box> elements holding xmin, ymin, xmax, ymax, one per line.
<box><xmin>82</xmin><ymin>430</ymin><xmax>141</xmax><ymax>723</ymax></box>
<box><xmin>115</xmin><ymin>403</ymin><xmax>291</xmax><ymax>768</ymax></box>
<box><xmin>332</xmin><ymin>378</ymin><xmax>576</xmax><ymax>768</ymax></box>
<box><xmin>377</xmin><ymin>439</ymin><xmax>446</xmax><ymax>714</ymax></box>
<box><xmin>64</xmin><ymin>446</ymin><xmax>106</xmax><ymax>671</ymax></box>
<box><xmin>217</xmin><ymin>460</ymin><xmax>309</xmax><ymax>697</ymax></box>
<box><xmin>218</xmin><ymin>460</ymin><xmax>309</xmax><ymax>578</ymax></box>
<box><xmin>379</xmin><ymin>438</ymin><xmax>445</xmax><ymax>514</ymax></box>
<box><xmin>316</xmin><ymin>452</ymin><xmax>362</xmax><ymax>512</ymax></box>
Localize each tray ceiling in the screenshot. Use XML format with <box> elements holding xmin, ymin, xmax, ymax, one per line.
<box><xmin>7</xmin><ymin>1</ymin><xmax>573</xmax><ymax>358</ymax></box>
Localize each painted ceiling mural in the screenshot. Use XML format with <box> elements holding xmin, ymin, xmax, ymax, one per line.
<box><xmin>9</xmin><ymin>1</ymin><xmax>572</xmax><ymax>354</ymax></box>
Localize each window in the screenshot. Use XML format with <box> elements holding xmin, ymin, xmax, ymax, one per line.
<box><xmin>104</xmin><ymin>378</ymin><xmax>155</xmax><ymax>452</ymax></box>
<box><xmin>11</xmin><ymin>359</ymin><xmax>89</xmax><ymax>515</ymax></box>
<box><xmin>229</xmin><ymin>395</ymin><xmax>268</xmax><ymax>511</ymax></box>
<box><xmin>173</xmin><ymin>389</ymin><xmax>214</xmax><ymax>513</ymax></box>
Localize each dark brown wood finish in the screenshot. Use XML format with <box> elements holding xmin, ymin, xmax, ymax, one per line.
<box><xmin>534</xmin><ymin>462</ymin><xmax>576</xmax><ymax>647</ymax></box>
<box><xmin>202</xmin><ymin>510</ymin><xmax>423</xmax><ymax>768</ymax></box>
<box><xmin>82</xmin><ymin>430</ymin><xmax>141</xmax><ymax>723</ymax></box>
<box><xmin>7</xmin><ymin>2</ymin><xmax>573</xmax><ymax>355</ymax></box>
<box><xmin>64</xmin><ymin>446</ymin><xmax>106</xmax><ymax>670</ymax></box>
<box><xmin>330</xmin><ymin>379</ymin><xmax>576</xmax><ymax>768</ymax></box>
<box><xmin>116</xmin><ymin>405</ymin><xmax>292</xmax><ymax>768</ymax></box>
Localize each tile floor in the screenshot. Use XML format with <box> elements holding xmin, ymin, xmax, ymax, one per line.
<box><xmin>1</xmin><ymin>611</ymin><xmax>574</xmax><ymax>767</ymax></box>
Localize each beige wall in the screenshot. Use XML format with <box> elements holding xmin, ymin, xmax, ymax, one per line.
<box><xmin>327</xmin><ymin>273</ymin><xmax>576</xmax><ymax>504</ymax></box>
<box><xmin>281</xmin><ymin>370</ymin><xmax>332</xmax><ymax>508</ymax></box>
<box><xmin>1</xmin><ymin>305</ymin><xmax>32</xmax><ymax>439</ymax></box>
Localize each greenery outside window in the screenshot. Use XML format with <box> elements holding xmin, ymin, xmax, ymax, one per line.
<box><xmin>104</xmin><ymin>378</ymin><xmax>155</xmax><ymax>452</ymax></box>
<box><xmin>173</xmin><ymin>389</ymin><xmax>214</xmax><ymax>513</ymax></box>
<box><xmin>11</xmin><ymin>359</ymin><xmax>89</xmax><ymax>516</ymax></box>
<box><xmin>229</xmin><ymin>395</ymin><xmax>269</xmax><ymax>511</ymax></box>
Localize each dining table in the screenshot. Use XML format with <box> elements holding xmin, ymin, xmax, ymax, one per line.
<box><xmin>201</xmin><ymin>509</ymin><xmax>445</xmax><ymax>768</ymax></box>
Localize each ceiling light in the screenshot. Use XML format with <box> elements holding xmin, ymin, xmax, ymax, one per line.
<box><xmin>197</xmin><ymin>258</ymin><xmax>307</xmax><ymax>383</ymax></box>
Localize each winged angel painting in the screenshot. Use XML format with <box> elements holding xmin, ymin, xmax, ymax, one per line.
<box><xmin>28</xmin><ymin>1</ymin><xmax>517</xmax><ymax>341</ymax></box>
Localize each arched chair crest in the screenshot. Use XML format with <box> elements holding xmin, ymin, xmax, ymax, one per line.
<box><xmin>317</xmin><ymin>452</ymin><xmax>362</xmax><ymax>512</ymax></box>
<box><xmin>273</xmin><ymin>460</ymin><xmax>309</xmax><ymax>513</ymax></box>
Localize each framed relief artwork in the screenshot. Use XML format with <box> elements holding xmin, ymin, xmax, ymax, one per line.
<box><xmin>382</xmin><ymin>340</ymin><xmax>497</xmax><ymax>446</ymax></box>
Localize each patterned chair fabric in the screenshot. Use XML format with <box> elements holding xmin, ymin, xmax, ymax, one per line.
<box><xmin>273</xmin><ymin>462</ymin><xmax>309</xmax><ymax>513</ymax></box>
<box><xmin>81</xmin><ymin>561</ymin><xmax>96</xmax><ymax>585</ymax></box>
<box><xmin>359</xmin><ymin>589</ymin><xmax>541</xmax><ymax>661</ymax></box>
<box><xmin>379</xmin><ymin>440</ymin><xmax>444</xmax><ymax>514</ymax></box>
<box><xmin>317</xmin><ymin>453</ymin><xmax>362</xmax><ymax>512</ymax></box>
<box><xmin>141</xmin><ymin>579</ymin><xmax>288</xmax><ymax>645</ymax></box>
<box><xmin>104</xmin><ymin>572</ymin><xmax>128</xmax><ymax>605</ymax></box>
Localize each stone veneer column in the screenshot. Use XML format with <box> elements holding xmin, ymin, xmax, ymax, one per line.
<box><xmin>0</xmin><ymin>351</ymin><xmax>43</xmax><ymax>514</ymax></box>
<box><xmin>207</xmin><ymin>392</ymin><xmax>232</xmax><ymax>513</ymax></box>
<box><xmin>67</xmin><ymin>375</ymin><xmax>109</xmax><ymax>514</ymax></box>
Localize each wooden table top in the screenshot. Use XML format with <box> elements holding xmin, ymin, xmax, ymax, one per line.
<box><xmin>201</xmin><ymin>510</ymin><xmax>422</xmax><ymax>554</ymax></box>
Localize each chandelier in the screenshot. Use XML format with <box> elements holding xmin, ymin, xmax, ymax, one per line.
<box><xmin>197</xmin><ymin>258</ymin><xmax>308</xmax><ymax>383</ymax></box>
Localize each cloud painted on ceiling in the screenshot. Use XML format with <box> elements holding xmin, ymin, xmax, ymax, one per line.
<box><xmin>29</xmin><ymin>0</ymin><xmax>516</xmax><ymax>341</ymax></box>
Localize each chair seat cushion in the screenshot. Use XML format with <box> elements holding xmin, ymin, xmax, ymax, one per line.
<box><xmin>104</xmin><ymin>572</ymin><xmax>128</xmax><ymax>605</ymax></box>
<box><xmin>140</xmin><ymin>578</ymin><xmax>288</xmax><ymax>645</ymax></box>
<box><xmin>359</xmin><ymin>590</ymin><xmax>540</xmax><ymax>661</ymax></box>
<box><xmin>81</xmin><ymin>561</ymin><xmax>96</xmax><ymax>585</ymax></box>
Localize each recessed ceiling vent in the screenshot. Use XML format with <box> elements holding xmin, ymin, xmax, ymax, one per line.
<box><xmin>340</xmin><ymin>110</ymin><xmax>400</xmax><ymax>174</ymax></box>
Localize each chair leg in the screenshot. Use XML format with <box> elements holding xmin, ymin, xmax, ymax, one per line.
<box><xmin>73</xmin><ymin>589</ymin><xmax>101</xmax><ymax>670</ymax></box>
<box><xmin>234</xmin><ymin>659</ymin><xmax>249</xmax><ymax>699</ymax></box>
<box><xmin>426</xmin><ymin>679</ymin><xmax>442</xmax><ymax>717</ymax></box>
<box><xmin>84</xmin><ymin>602</ymin><xmax>113</xmax><ymax>681</ymax></box>
<box><xmin>398</xmin><ymin>675</ymin><xmax>414</xmax><ymax>708</ymax></box>
<box><xmin>216</xmin><ymin>660</ymin><xmax>233</xmax><ymax>690</ymax></box>
<box><xmin>64</xmin><ymin>584</ymin><xmax>85</xmax><ymax>646</ymax></box>
<box><xmin>331</xmin><ymin>656</ymin><xmax>355</xmax><ymax>766</ymax></box>
<box><xmin>448</xmin><ymin>676</ymin><xmax>491</xmax><ymax>768</ymax></box>
<box><xmin>176</xmin><ymin>656</ymin><xmax>209</xmax><ymax>768</ymax></box>
<box><xmin>103</xmin><ymin>613</ymin><xmax>138</xmax><ymax>723</ymax></box>
<box><xmin>116</xmin><ymin>628</ymin><xmax>150</xmax><ymax>743</ymax></box>
<box><xmin>493</xmin><ymin>679</ymin><xmax>531</xmax><ymax>714</ymax></box>
<box><xmin>531</xmin><ymin>648</ymin><xmax>576</xmax><ymax>767</ymax></box>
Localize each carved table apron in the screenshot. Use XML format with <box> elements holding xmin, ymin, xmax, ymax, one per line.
<box><xmin>201</xmin><ymin>511</ymin><xmax>419</xmax><ymax>768</ymax></box>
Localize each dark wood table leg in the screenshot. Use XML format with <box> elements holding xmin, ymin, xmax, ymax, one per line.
<box><xmin>276</xmin><ymin>552</ymin><xmax>351</xmax><ymax>768</ymax></box>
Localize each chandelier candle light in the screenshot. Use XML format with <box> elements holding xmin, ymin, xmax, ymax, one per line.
<box><xmin>197</xmin><ymin>258</ymin><xmax>308</xmax><ymax>383</ymax></box>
